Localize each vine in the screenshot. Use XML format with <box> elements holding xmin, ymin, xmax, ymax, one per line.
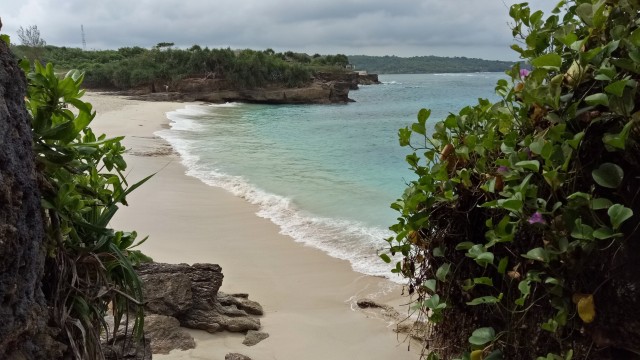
<box><xmin>385</xmin><ymin>1</ymin><xmax>640</xmax><ymax>359</ymax></box>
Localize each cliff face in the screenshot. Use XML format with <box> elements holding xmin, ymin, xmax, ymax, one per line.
<box><xmin>128</xmin><ymin>76</ymin><xmax>353</xmax><ymax>104</ymax></box>
<box><xmin>0</xmin><ymin>29</ymin><xmax>62</xmax><ymax>359</ymax></box>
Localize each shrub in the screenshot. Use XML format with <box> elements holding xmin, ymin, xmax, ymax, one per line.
<box><xmin>386</xmin><ymin>1</ymin><xmax>640</xmax><ymax>359</ymax></box>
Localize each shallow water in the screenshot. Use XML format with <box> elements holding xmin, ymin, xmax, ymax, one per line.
<box><xmin>157</xmin><ymin>73</ymin><xmax>504</xmax><ymax>280</ymax></box>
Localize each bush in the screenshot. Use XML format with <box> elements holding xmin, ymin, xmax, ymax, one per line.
<box><xmin>386</xmin><ymin>1</ymin><xmax>640</xmax><ymax>359</ymax></box>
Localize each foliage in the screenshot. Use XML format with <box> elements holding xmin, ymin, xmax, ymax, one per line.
<box><xmin>11</xmin><ymin>44</ymin><xmax>351</xmax><ymax>90</ymax></box>
<box><xmin>25</xmin><ymin>60</ymin><xmax>151</xmax><ymax>359</ymax></box>
<box><xmin>386</xmin><ymin>0</ymin><xmax>639</xmax><ymax>358</ymax></box>
<box><xmin>349</xmin><ymin>55</ymin><xmax>516</xmax><ymax>74</ymax></box>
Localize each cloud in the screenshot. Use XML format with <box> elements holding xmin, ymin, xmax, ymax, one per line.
<box><xmin>1</xmin><ymin>0</ymin><xmax>558</xmax><ymax>60</ymax></box>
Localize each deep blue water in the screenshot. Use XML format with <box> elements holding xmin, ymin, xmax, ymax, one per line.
<box><xmin>158</xmin><ymin>73</ymin><xmax>504</xmax><ymax>279</ymax></box>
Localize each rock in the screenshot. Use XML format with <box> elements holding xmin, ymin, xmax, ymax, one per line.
<box><xmin>225</xmin><ymin>353</ymin><xmax>252</xmax><ymax>360</ymax></box>
<box><xmin>0</xmin><ymin>25</ymin><xmax>65</xmax><ymax>360</ymax></box>
<box><xmin>123</xmin><ymin>76</ymin><xmax>355</xmax><ymax>104</ymax></box>
<box><xmin>356</xmin><ymin>298</ymin><xmax>400</xmax><ymax>319</ymax></box>
<box><xmin>103</xmin><ymin>333</ymin><xmax>152</xmax><ymax>360</ymax></box>
<box><xmin>218</xmin><ymin>292</ymin><xmax>264</xmax><ymax>316</ymax></box>
<box><xmin>242</xmin><ymin>330</ymin><xmax>270</xmax><ymax>346</ymax></box>
<box><xmin>145</xmin><ymin>314</ymin><xmax>196</xmax><ymax>354</ymax></box>
<box><xmin>138</xmin><ymin>262</ymin><xmax>263</xmax><ymax>333</ymax></box>
<box><xmin>140</xmin><ymin>272</ymin><xmax>192</xmax><ymax>317</ymax></box>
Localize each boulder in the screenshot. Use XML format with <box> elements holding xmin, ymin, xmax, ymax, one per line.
<box><xmin>137</xmin><ymin>262</ymin><xmax>263</xmax><ymax>333</ymax></box>
<box><xmin>145</xmin><ymin>314</ymin><xmax>196</xmax><ymax>354</ymax></box>
<box><xmin>242</xmin><ymin>330</ymin><xmax>270</xmax><ymax>346</ymax></box>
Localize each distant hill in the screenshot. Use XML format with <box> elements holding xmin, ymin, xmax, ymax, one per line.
<box><xmin>348</xmin><ymin>55</ymin><xmax>515</xmax><ymax>74</ymax></box>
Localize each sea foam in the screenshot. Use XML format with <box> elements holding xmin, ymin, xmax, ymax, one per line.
<box><xmin>157</xmin><ymin>110</ymin><xmax>404</xmax><ymax>283</ymax></box>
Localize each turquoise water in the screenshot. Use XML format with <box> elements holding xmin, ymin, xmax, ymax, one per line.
<box><xmin>158</xmin><ymin>73</ymin><xmax>504</xmax><ymax>279</ymax></box>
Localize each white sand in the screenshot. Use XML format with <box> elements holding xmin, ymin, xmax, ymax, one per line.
<box><xmin>85</xmin><ymin>93</ymin><xmax>420</xmax><ymax>360</ymax></box>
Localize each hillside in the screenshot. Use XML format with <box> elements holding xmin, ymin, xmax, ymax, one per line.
<box><xmin>348</xmin><ymin>55</ymin><xmax>514</xmax><ymax>74</ymax></box>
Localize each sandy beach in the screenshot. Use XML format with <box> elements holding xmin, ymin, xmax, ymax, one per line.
<box><xmin>85</xmin><ymin>93</ymin><xmax>420</xmax><ymax>360</ymax></box>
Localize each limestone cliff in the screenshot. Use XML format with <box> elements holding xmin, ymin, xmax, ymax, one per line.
<box><xmin>0</xmin><ymin>25</ymin><xmax>64</xmax><ymax>359</ymax></box>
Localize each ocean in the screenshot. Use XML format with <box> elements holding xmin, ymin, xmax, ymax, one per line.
<box><xmin>157</xmin><ymin>73</ymin><xmax>505</xmax><ymax>281</ymax></box>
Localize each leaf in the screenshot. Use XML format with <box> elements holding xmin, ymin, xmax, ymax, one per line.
<box><xmin>571</xmin><ymin>219</ymin><xmax>595</xmax><ymax>240</ymax></box>
<box><xmin>474</xmin><ymin>277</ymin><xmax>494</xmax><ymax>286</ymax></box>
<box><xmin>585</xmin><ymin>93</ymin><xmax>609</xmax><ymax>107</ymax></box>
<box><xmin>436</xmin><ymin>263</ymin><xmax>452</xmax><ymax>282</ymax></box>
<box><xmin>515</xmin><ymin>160</ymin><xmax>540</xmax><ymax>172</ymax></box>
<box><xmin>605</xmin><ymin>80</ymin><xmax>628</xmax><ymax>97</ymax></box>
<box><xmin>608</xmin><ymin>204</ymin><xmax>633</xmax><ymax>230</ymax></box>
<box><xmin>573</xmin><ymin>294</ymin><xmax>596</xmax><ymax>324</ymax></box>
<box><xmin>592</xmin><ymin>163</ymin><xmax>624</xmax><ymax>188</ymax></box>
<box><xmin>593</xmin><ymin>227</ymin><xmax>621</xmax><ymax>240</ymax></box>
<box><xmin>630</xmin><ymin>27</ymin><xmax>640</xmax><ymax>47</ymax></box>
<box><xmin>379</xmin><ymin>253</ymin><xmax>391</xmax><ymax>263</ymax></box>
<box><xmin>531</xmin><ymin>53</ymin><xmax>562</xmax><ymax>70</ymax></box>
<box><xmin>522</xmin><ymin>247</ymin><xmax>550</xmax><ymax>262</ymax></box>
<box><xmin>497</xmin><ymin>257</ymin><xmax>509</xmax><ymax>275</ymax></box>
<box><xmin>590</xmin><ymin>198</ymin><xmax>613</xmax><ymax>210</ymax></box>
<box><xmin>423</xmin><ymin>279</ymin><xmax>437</xmax><ymax>292</ymax></box>
<box><xmin>467</xmin><ymin>296</ymin><xmax>501</xmax><ymax>306</ymax></box>
<box><xmin>417</xmin><ymin>108</ymin><xmax>431</xmax><ymax>125</ymax></box>
<box><xmin>471</xmin><ymin>350</ymin><xmax>484</xmax><ymax>360</ymax></box>
<box><xmin>468</xmin><ymin>327</ymin><xmax>496</xmax><ymax>346</ymax></box>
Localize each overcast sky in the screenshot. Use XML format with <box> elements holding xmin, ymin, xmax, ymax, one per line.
<box><xmin>2</xmin><ymin>0</ymin><xmax>559</xmax><ymax>60</ymax></box>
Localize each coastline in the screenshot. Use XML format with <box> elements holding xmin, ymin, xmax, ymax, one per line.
<box><xmin>86</xmin><ymin>92</ymin><xmax>420</xmax><ymax>360</ymax></box>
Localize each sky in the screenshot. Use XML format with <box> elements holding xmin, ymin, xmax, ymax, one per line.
<box><xmin>2</xmin><ymin>0</ymin><xmax>559</xmax><ymax>61</ymax></box>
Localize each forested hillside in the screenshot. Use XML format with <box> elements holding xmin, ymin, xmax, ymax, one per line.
<box><xmin>348</xmin><ymin>55</ymin><xmax>515</xmax><ymax>74</ymax></box>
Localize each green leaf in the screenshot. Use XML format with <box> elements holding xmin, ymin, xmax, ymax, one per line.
<box><xmin>467</xmin><ymin>296</ymin><xmax>501</xmax><ymax>306</ymax></box>
<box><xmin>593</xmin><ymin>227</ymin><xmax>621</xmax><ymax>240</ymax></box>
<box><xmin>379</xmin><ymin>253</ymin><xmax>391</xmax><ymax>263</ymax></box>
<box><xmin>531</xmin><ymin>53</ymin><xmax>562</xmax><ymax>70</ymax></box>
<box><xmin>417</xmin><ymin>108</ymin><xmax>431</xmax><ymax>124</ymax></box>
<box><xmin>592</xmin><ymin>162</ymin><xmax>624</xmax><ymax>188</ymax></box>
<box><xmin>476</xmin><ymin>252</ymin><xmax>495</xmax><ymax>267</ymax></box>
<box><xmin>474</xmin><ymin>277</ymin><xmax>494</xmax><ymax>286</ymax></box>
<box><xmin>468</xmin><ymin>327</ymin><xmax>496</xmax><ymax>346</ymax></box>
<box><xmin>456</xmin><ymin>241</ymin><xmax>475</xmax><ymax>251</ymax></box>
<box><xmin>605</xmin><ymin>80</ymin><xmax>628</xmax><ymax>97</ymax></box>
<box><xmin>590</xmin><ymin>198</ymin><xmax>613</xmax><ymax>210</ymax></box>
<box><xmin>571</xmin><ymin>219</ymin><xmax>595</xmax><ymax>240</ymax></box>
<box><xmin>522</xmin><ymin>247</ymin><xmax>550</xmax><ymax>262</ymax></box>
<box><xmin>497</xmin><ymin>257</ymin><xmax>509</xmax><ymax>275</ymax></box>
<box><xmin>436</xmin><ymin>263</ymin><xmax>451</xmax><ymax>282</ymax></box>
<box><xmin>585</xmin><ymin>93</ymin><xmax>609</xmax><ymax>106</ymax></box>
<box><xmin>516</xmin><ymin>160</ymin><xmax>540</xmax><ymax>172</ymax></box>
<box><xmin>630</xmin><ymin>27</ymin><xmax>640</xmax><ymax>47</ymax></box>
<box><xmin>423</xmin><ymin>279</ymin><xmax>437</xmax><ymax>293</ymax></box>
<box><xmin>608</xmin><ymin>204</ymin><xmax>633</xmax><ymax>230</ymax></box>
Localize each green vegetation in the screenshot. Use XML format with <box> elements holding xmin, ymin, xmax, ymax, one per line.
<box><xmin>25</xmin><ymin>60</ymin><xmax>150</xmax><ymax>358</ymax></box>
<box><xmin>348</xmin><ymin>55</ymin><xmax>515</xmax><ymax>74</ymax></box>
<box><xmin>11</xmin><ymin>44</ymin><xmax>351</xmax><ymax>90</ymax></box>
<box><xmin>386</xmin><ymin>0</ymin><xmax>639</xmax><ymax>359</ymax></box>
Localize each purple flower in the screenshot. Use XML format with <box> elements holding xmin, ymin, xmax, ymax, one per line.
<box><xmin>520</xmin><ymin>69</ymin><xmax>531</xmax><ymax>79</ymax></box>
<box><xmin>497</xmin><ymin>166</ymin><xmax>509</xmax><ymax>174</ymax></box>
<box><xmin>528</xmin><ymin>212</ymin><xmax>546</xmax><ymax>225</ymax></box>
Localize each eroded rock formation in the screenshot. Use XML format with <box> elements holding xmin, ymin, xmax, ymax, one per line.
<box><xmin>137</xmin><ymin>262</ymin><xmax>263</xmax><ymax>352</ymax></box>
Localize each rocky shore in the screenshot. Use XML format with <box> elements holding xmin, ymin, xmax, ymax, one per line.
<box><xmin>115</xmin><ymin>72</ymin><xmax>379</xmax><ymax>105</ymax></box>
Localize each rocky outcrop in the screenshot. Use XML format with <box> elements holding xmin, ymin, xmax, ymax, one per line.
<box><xmin>242</xmin><ymin>330</ymin><xmax>269</xmax><ymax>346</ymax></box>
<box><xmin>137</xmin><ymin>262</ymin><xmax>262</xmax><ymax>335</ymax></box>
<box><xmin>129</xmin><ymin>78</ymin><xmax>353</xmax><ymax>104</ymax></box>
<box><xmin>358</xmin><ymin>73</ymin><xmax>381</xmax><ymax>85</ymax></box>
<box><xmin>0</xmin><ymin>20</ymin><xmax>66</xmax><ymax>360</ymax></box>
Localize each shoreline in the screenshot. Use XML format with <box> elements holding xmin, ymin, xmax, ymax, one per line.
<box><xmin>85</xmin><ymin>92</ymin><xmax>420</xmax><ymax>359</ymax></box>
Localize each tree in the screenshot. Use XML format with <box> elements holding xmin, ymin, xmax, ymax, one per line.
<box><xmin>16</xmin><ymin>25</ymin><xmax>46</xmax><ymax>63</ymax></box>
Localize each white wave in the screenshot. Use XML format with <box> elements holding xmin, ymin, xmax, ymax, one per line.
<box><xmin>156</xmin><ymin>120</ymin><xmax>405</xmax><ymax>283</ymax></box>
<box><xmin>208</xmin><ymin>102</ymin><xmax>240</xmax><ymax>108</ymax></box>
<box><xmin>382</xmin><ymin>81</ymin><xmax>401</xmax><ymax>85</ymax></box>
